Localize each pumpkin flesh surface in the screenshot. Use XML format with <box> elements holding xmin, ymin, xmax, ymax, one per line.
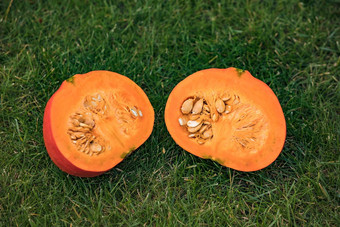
<box><xmin>165</xmin><ymin>68</ymin><xmax>286</xmax><ymax>172</ymax></box>
<box><xmin>43</xmin><ymin>71</ymin><xmax>154</xmax><ymax>176</ymax></box>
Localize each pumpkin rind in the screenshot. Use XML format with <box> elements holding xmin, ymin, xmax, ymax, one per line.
<box><xmin>164</xmin><ymin>67</ymin><xmax>286</xmax><ymax>172</ymax></box>
<box><xmin>43</xmin><ymin>71</ymin><xmax>154</xmax><ymax>177</ymax></box>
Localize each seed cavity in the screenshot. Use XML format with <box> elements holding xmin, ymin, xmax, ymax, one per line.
<box><xmin>178</xmin><ymin>93</ymin><xmax>243</xmax><ymax>145</ymax></box>
<box><xmin>68</xmin><ymin>93</ymin><xmax>143</xmax><ymax>156</ymax></box>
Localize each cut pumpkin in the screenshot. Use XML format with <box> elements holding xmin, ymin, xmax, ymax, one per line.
<box><xmin>164</xmin><ymin>68</ymin><xmax>286</xmax><ymax>172</ymax></box>
<box><xmin>43</xmin><ymin>71</ymin><xmax>154</xmax><ymax>177</ymax></box>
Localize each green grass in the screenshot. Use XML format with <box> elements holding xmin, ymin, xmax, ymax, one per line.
<box><xmin>1</xmin><ymin>0</ymin><xmax>339</xmax><ymax>226</ymax></box>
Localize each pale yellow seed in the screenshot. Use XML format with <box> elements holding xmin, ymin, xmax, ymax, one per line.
<box><xmin>84</xmin><ymin>118</ymin><xmax>95</xmax><ymax>127</ymax></box>
<box><xmin>199</xmin><ymin>125</ymin><xmax>208</xmax><ymax>134</ymax></box>
<box><xmin>188</xmin><ymin>114</ymin><xmax>199</xmax><ymax>120</ymax></box>
<box><xmin>78</xmin><ymin>143</ymin><xmax>85</xmax><ymax>152</ymax></box>
<box><xmin>91</xmin><ymin>101</ymin><xmax>97</xmax><ymax>107</ymax></box>
<box><xmin>188</xmin><ymin>134</ymin><xmax>197</xmax><ymax>138</ymax></box>
<box><xmin>79</xmin><ymin>123</ymin><xmax>92</xmax><ymax>128</ymax></box>
<box><xmin>73</xmin><ymin>132</ymin><xmax>85</xmax><ymax>139</ymax></box>
<box><xmin>192</xmin><ymin>99</ymin><xmax>203</xmax><ymax>114</ymax></box>
<box><xmin>197</xmin><ymin>138</ymin><xmax>206</xmax><ymax>145</ymax></box>
<box><xmin>212</xmin><ymin>113</ymin><xmax>219</xmax><ymax>122</ymax></box>
<box><xmin>225</xmin><ymin>105</ymin><xmax>232</xmax><ymax>114</ymax></box>
<box><xmin>202</xmin><ymin>129</ymin><xmax>213</xmax><ymax>139</ymax></box>
<box><xmin>69</xmin><ymin>126</ymin><xmax>90</xmax><ymax>133</ymax></box>
<box><xmin>233</xmin><ymin>95</ymin><xmax>240</xmax><ymax>105</ymax></box>
<box><xmin>178</xmin><ymin>117</ymin><xmax>187</xmax><ymax>126</ymax></box>
<box><xmin>222</xmin><ymin>95</ymin><xmax>231</xmax><ymax>102</ymax></box>
<box><xmin>187</xmin><ymin>120</ymin><xmax>201</xmax><ymax>128</ymax></box>
<box><xmin>187</xmin><ymin>123</ymin><xmax>203</xmax><ymax>133</ymax></box>
<box><xmin>215</xmin><ymin>99</ymin><xmax>225</xmax><ymax>113</ymax></box>
<box><xmin>90</xmin><ymin>143</ymin><xmax>102</xmax><ymax>152</ymax></box>
<box><xmin>181</xmin><ymin>98</ymin><xmax>194</xmax><ymax>114</ymax></box>
<box><xmin>72</xmin><ymin>119</ymin><xmax>80</xmax><ymax>127</ymax></box>
<box><xmin>84</xmin><ymin>139</ymin><xmax>91</xmax><ymax>150</ymax></box>
<box><xmin>130</xmin><ymin>107</ymin><xmax>138</xmax><ymax>118</ymax></box>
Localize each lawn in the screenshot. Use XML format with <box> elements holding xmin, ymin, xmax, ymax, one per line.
<box><xmin>1</xmin><ymin>0</ymin><xmax>339</xmax><ymax>226</ymax></box>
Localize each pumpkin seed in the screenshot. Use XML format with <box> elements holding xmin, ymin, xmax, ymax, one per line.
<box><xmin>188</xmin><ymin>134</ymin><xmax>197</xmax><ymax>138</ymax></box>
<box><xmin>73</xmin><ymin>132</ymin><xmax>85</xmax><ymax>139</ymax></box>
<box><xmin>215</xmin><ymin>99</ymin><xmax>225</xmax><ymax>113</ymax></box>
<box><xmin>130</xmin><ymin>107</ymin><xmax>138</xmax><ymax>118</ymax></box>
<box><xmin>197</xmin><ymin>138</ymin><xmax>206</xmax><ymax>145</ymax></box>
<box><xmin>233</xmin><ymin>95</ymin><xmax>240</xmax><ymax>105</ymax></box>
<box><xmin>72</xmin><ymin>119</ymin><xmax>80</xmax><ymax>126</ymax></box>
<box><xmin>79</xmin><ymin>123</ymin><xmax>92</xmax><ymax>128</ymax></box>
<box><xmin>189</xmin><ymin>114</ymin><xmax>200</xmax><ymax>120</ymax></box>
<box><xmin>187</xmin><ymin>120</ymin><xmax>201</xmax><ymax>128</ymax></box>
<box><xmin>225</xmin><ymin>105</ymin><xmax>232</xmax><ymax>114</ymax></box>
<box><xmin>69</xmin><ymin>126</ymin><xmax>90</xmax><ymax>132</ymax></box>
<box><xmin>178</xmin><ymin>117</ymin><xmax>187</xmax><ymax>126</ymax></box>
<box><xmin>84</xmin><ymin>118</ymin><xmax>95</xmax><ymax>127</ymax></box>
<box><xmin>90</xmin><ymin>143</ymin><xmax>102</xmax><ymax>152</ymax></box>
<box><xmin>211</xmin><ymin>113</ymin><xmax>219</xmax><ymax>122</ymax></box>
<box><xmin>187</xmin><ymin>123</ymin><xmax>203</xmax><ymax>133</ymax></box>
<box><xmin>181</xmin><ymin>98</ymin><xmax>194</xmax><ymax>114</ymax></box>
<box><xmin>202</xmin><ymin>129</ymin><xmax>213</xmax><ymax>139</ymax></box>
<box><xmin>199</xmin><ymin>125</ymin><xmax>208</xmax><ymax>134</ymax></box>
<box><xmin>192</xmin><ymin>98</ymin><xmax>204</xmax><ymax>114</ymax></box>
<box><xmin>222</xmin><ymin>95</ymin><xmax>231</xmax><ymax>102</ymax></box>
<box><xmin>138</xmin><ymin>110</ymin><xmax>143</xmax><ymax>117</ymax></box>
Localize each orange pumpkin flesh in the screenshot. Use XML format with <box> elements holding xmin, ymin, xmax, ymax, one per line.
<box><xmin>43</xmin><ymin>71</ymin><xmax>154</xmax><ymax>177</ymax></box>
<box><xmin>164</xmin><ymin>68</ymin><xmax>286</xmax><ymax>172</ymax></box>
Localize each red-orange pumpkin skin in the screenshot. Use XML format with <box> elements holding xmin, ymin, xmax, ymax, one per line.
<box><xmin>43</xmin><ymin>92</ymin><xmax>105</xmax><ymax>177</ymax></box>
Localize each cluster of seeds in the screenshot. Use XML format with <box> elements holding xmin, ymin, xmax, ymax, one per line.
<box><xmin>83</xmin><ymin>94</ymin><xmax>106</xmax><ymax>115</ymax></box>
<box><xmin>68</xmin><ymin>93</ymin><xmax>144</xmax><ymax>156</ymax></box>
<box><xmin>178</xmin><ymin>94</ymin><xmax>240</xmax><ymax>145</ymax></box>
<box><xmin>67</xmin><ymin>94</ymin><xmax>108</xmax><ymax>156</ymax></box>
<box><xmin>115</xmin><ymin>104</ymin><xmax>143</xmax><ymax>135</ymax></box>
<box><xmin>68</xmin><ymin>112</ymin><xmax>106</xmax><ymax>156</ymax></box>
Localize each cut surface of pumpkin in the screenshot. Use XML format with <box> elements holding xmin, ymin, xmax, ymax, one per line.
<box><xmin>43</xmin><ymin>71</ymin><xmax>154</xmax><ymax>177</ymax></box>
<box><xmin>164</xmin><ymin>68</ymin><xmax>286</xmax><ymax>172</ymax></box>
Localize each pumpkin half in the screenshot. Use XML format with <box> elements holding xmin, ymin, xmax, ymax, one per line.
<box><xmin>164</xmin><ymin>68</ymin><xmax>286</xmax><ymax>172</ymax></box>
<box><xmin>43</xmin><ymin>71</ymin><xmax>154</xmax><ymax>177</ymax></box>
